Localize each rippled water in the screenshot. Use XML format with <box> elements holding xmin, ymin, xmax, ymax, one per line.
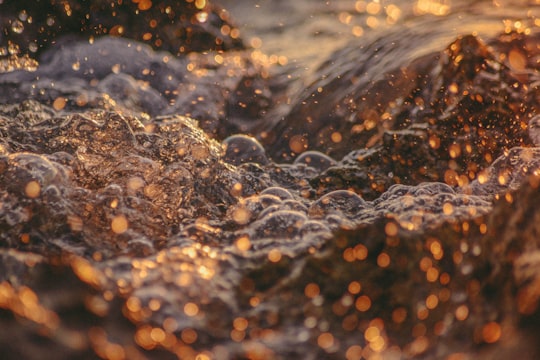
<box><xmin>1</xmin><ymin>1</ymin><xmax>540</xmax><ymax>359</ymax></box>
<box><xmin>222</xmin><ymin>0</ymin><xmax>538</xmax><ymax>70</ymax></box>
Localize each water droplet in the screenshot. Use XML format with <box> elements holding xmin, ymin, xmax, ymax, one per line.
<box><xmin>28</xmin><ymin>42</ymin><xmax>38</xmax><ymax>53</ymax></box>
<box><xmin>11</xmin><ymin>20</ymin><xmax>24</xmax><ymax>34</ymax></box>
<box><xmin>196</xmin><ymin>11</ymin><xmax>208</xmax><ymax>23</ymax></box>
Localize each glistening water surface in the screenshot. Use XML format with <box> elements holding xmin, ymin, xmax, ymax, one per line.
<box><xmin>1</xmin><ymin>1</ymin><xmax>540</xmax><ymax>359</ymax></box>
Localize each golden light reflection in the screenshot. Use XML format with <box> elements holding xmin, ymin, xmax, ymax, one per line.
<box><xmin>364</xmin><ymin>325</ymin><xmax>380</xmax><ymax>342</ymax></box>
<box><xmin>24</xmin><ymin>180</ymin><xmax>41</xmax><ymax>198</ymax></box>
<box><xmin>348</xmin><ymin>281</ymin><xmax>362</xmax><ymax>294</ymax></box>
<box><xmin>230</xmin><ymin>328</ymin><xmax>245</xmax><ymax>342</ymax></box>
<box><xmin>111</xmin><ymin>214</ymin><xmax>129</xmax><ymax>234</ymax></box>
<box><xmin>426</xmin><ymin>267</ymin><xmax>439</xmax><ymax>282</ymax></box>
<box><xmin>289</xmin><ymin>134</ymin><xmax>308</xmax><ymax>154</ymax></box>
<box><xmin>407</xmin><ymin>336</ymin><xmax>429</xmax><ymax>356</ymax></box>
<box><xmin>132</xmin><ymin>0</ymin><xmax>153</xmax><ymax>11</ymax></box>
<box><xmin>386</xmin><ymin>4</ymin><xmax>402</xmax><ymax>24</ymax></box>
<box><xmin>352</xmin><ymin>26</ymin><xmax>364</xmax><ymax>37</ymax></box>
<box><xmin>268</xmin><ymin>249</ymin><xmax>282</xmax><ymax>262</ymax></box>
<box><xmin>184</xmin><ymin>302</ymin><xmax>199</xmax><ymax>317</ymax></box>
<box><xmin>135</xmin><ymin>325</ymin><xmax>156</xmax><ymax>350</ymax></box>
<box><xmin>414</xmin><ymin>0</ymin><xmax>451</xmax><ymax>16</ymax></box>
<box><xmin>53</xmin><ymin>97</ymin><xmax>67</xmax><ymax>111</ymax></box>
<box><xmin>366</xmin><ymin>2</ymin><xmax>381</xmax><ymax>15</ymax></box>
<box><xmin>377</xmin><ymin>252</ymin><xmax>390</xmax><ymax>268</ymax></box>
<box><xmin>0</xmin><ymin>282</ymin><xmax>60</xmax><ymax>331</ymax></box>
<box><xmin>481</xmin><ymin>322</ymin><xmax>501</xmax><ymax>343</ymax></box>
<box><xmin>20</xmin><ymin>233</ymin><xmax>30</xmax><ymax>244</ymax></box>
<box><xmin>385</xmin><ymin>222</ymin><xmax>398</xmax><ymax>237</ymax></box>
<box><xmin>346</xmin><ymin>345</ymin><xmax>363</xmax><ymax>359</ymax></box>
<box><xmin>195</xmin><ymin>0</ymin><xmax>207</xmax><ymax>10</ymax></box>
<box><xmin>304</xmin><ymin>283</ymin><xmax>321</xmax><ymax>299</ymax></box>
<box><xmin>232</xmin><ymin>206</ymin><xmax>251</xmax><ymax>225</ymax></box>
<box><xmin>317</xmin><ymin>332</ymin><xmax>335</xmax><ymax>350</ymax></box>
<box><xmin>197</xmin><ymin>263</ymin><xmax>216</xmax><ymax>279</ymax></box>
<box><xmin>71</xmin><ymin>256</ymin><xmax>105</xmax><ymax>288</ymax></box>
<box><xmin>0</xmin><ymin>53</ymin><xmax>39</xmax><ymax>73</ymax></box>
<box><xmin>425</xmin><ymin>294</ymin><xmax>439</xmax><ymax>309</ymax></box>
<box><xmin>392</xmin><ymin>307</ymin><xmax>407</xmax><ymax>324</ymax></box>
<box><xmin>181</xmin><ymin>328</ymin><xmax>198</xmax><ymax>344</ymax></box>
<box><xmin>455</xmin><ymin>304</ymin><xmax>469</xmax><ymax>321</ymax></box>
<box><xmin>89</xmin><ymin>327</ymin><xmax>126</xmax><ymax>360</ymax></box>
<box><xmin>355</xmin><ymin>295</ymin><xmax>372</xmax><ymax>312</ymax></box>
<box><xmin>195</xmin><ymin>353</ymin><xmax>212</xmax><ymax>360</ymax></box>
<box><xmin>196</xmin><ymin>12</ymin><xmax>209</xmax><ymax>23</ymax></box>
<box><xmin>235</xmin><ymin>235</ymin><xmax>252</xmax><ymax>251</ymax></box>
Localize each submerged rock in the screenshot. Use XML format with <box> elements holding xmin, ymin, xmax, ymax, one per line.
<box><xmin>278</xmin><ymin>32</ymin><xmax>539</xmax><ymax>201</ymax></box>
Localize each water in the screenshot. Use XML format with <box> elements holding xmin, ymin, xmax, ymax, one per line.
<box><xmin>221</xmin><ymin>0</ymin><xmax>538</xmax><ymax>70</ymax></box>
<box><xmin>1</xmin><ymin>1</ymin><xmax>540</xmax><ymax>359</ymax></box>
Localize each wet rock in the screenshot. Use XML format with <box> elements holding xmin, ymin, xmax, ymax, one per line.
<box><xmin>269</xmin><ymin>32</ymin><xmax>536</xmax><ymax>160</ymax></box>
<box><xmin>0</xmin><ymin>101</ymin><xmax>248</xmax><ymax>257</ymax></box>
<box><xmin>270</xmin><ymin>32</ymin><xmax>539</xmax><ymax>202</ymax></box>
<box><xmin>0</xmin><ymin>36</ymin><xmax>275</xmax><ymax>138</ymax></box>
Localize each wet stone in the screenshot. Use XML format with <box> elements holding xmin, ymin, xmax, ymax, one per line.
<box><xmin>0</xmin><ymin>36</ymin><xmax>274</xmax><ymax>139</ymax></box>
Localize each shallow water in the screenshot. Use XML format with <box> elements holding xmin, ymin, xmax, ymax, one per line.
<box><xmin>1</xmin><ymin>1</ymin><xmax>540</xmax><ymax>359</ymax></box>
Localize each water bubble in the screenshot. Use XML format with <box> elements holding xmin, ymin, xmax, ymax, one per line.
<box><xmin>309</xmin><ymin>190</ymin><xmax>369</xmax><ymax>219</ymax></box>
<box><xmin>299</xmin><ymin>220</ymin><xmax>331</xmax><ymax>238</ymax></box>
<box><xmin>227</xmin><ymin>194</ymin><xmax>281</xmax><ymax>226</ymax></box>
<box><xmin>18</xmin><ymin>11</ymin><xmax>28</xmax><ymax>22</ymax></box>
<box><xmin>251</xmin><ymin>210</ymin><xmax>307</xmax><ymax>240</ymax></box>
<box><xmin>223</xmin><ymin>134</ymin><xmax>268</xmax><ymax>166</ymax></box>
<box><xmin>294</xmin><ymin>151</ymin><xmax>337</xmax><ymax>172</ymax></box>
<box><xmin>257</xmin><ymin>204</ymin><xmax>281</xmax><ymax>220</ymax></box>
<box><xmin>260</xmin><ymin>187</ymin><xmax>293</xmax><ymax>200</ymax></box>
<box><xmin>281</xmin><ymin>199</ymin><xmax>308</xmax><ymax>213</ymax></box>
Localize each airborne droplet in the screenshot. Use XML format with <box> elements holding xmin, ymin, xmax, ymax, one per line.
<box><xmin>10</xmin><ymin>20</ymin><xmax>24</xmax><ymax>34</ymax></box>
